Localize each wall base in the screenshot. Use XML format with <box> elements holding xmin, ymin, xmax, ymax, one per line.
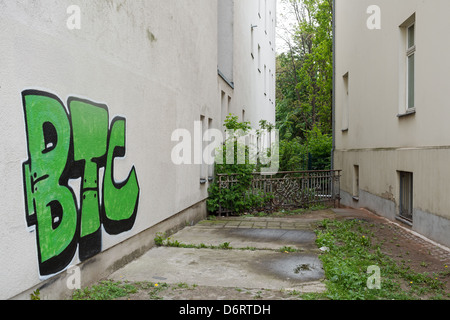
<box><xmin>340</xmin><ymin>189</ymin><xmax>450</xmax><ymax>248</ymax></box>
<box><xmin>11</xmin><ymin>200</ymin><xmax>207</xmax><ymax>300</ymax></box>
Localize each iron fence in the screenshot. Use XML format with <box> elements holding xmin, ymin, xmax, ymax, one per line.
<box><xmin>217</xmin><ymin>170</ymin><xmax>341</xmax><ymax>217</ymax></box>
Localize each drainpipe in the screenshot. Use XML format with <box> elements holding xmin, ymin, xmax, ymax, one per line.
<box><xmin>331</xmin><ymin>0</ymin><xmax>336</xmax><ymax>170</ymax></box>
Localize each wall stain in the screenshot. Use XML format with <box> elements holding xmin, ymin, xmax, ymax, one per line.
<box><xmin>147</xmin><ymin>29</ymin><xmax>157</xmax><ymax>43</ymax></box>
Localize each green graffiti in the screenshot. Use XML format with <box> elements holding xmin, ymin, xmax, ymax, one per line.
<box><xmin>22</xmin><ymin>94</ymin><xmax>78</xmax><ymax>272</ymax></box>
<box><xmin>103</xmin><ymin>118</ymin><xmax>140</xmax><ymax>235</ymax></box>
<box><xmin>22</xmin><ymin>90</ymin><xmax>140</xmax><ymax>276</ymax></box>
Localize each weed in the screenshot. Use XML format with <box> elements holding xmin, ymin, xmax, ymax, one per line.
<box><xmin>239</xmin><ymin>246</ymin><xmax>257</xmax><ymax>251</ymax></box>
<box><xmin>175</xmin><ymin>282</ymin><xmax>190</xmax><ymax>289</ymax></box>
<box><xmin>154</xmin><ymin>232</ymin><xmax>166</xmax><ymax>246</ymax></box>
<box><xmin>148</xmin><ymin>282</ymin><xmax>169</xmax><ymax>300</ymax></box>
<box><xmin>219</xmin><ymin>242</ymin><xmax>232</xmax><ymax>250</ymax></box>
<box><xmin>278</xmin><ymin>246</ymin><xmax>298</xmax><ymax>253</ymax></box>
<box><xmin>153</xmin><ymin>234</ymin><xmax>241</xmax><ymax>251</ymax></box>
<box><xmin>300</xmin><ymin>219</ymin><xmax>450</xmax><ymax>300</ymax></box>
<box><xmin>30</xmin><ymin>289</ymin><xmax>40</xmax><ymax>300</ymax></box>
<box><xmin>72</xmin><ymin>280</ymin><xmax>138</xmax><ymax>300</ymax></box>
<box><xmin>253</xmin><ymin>290</ymin><xmax>263</xmax><ymax>299</ymax></box>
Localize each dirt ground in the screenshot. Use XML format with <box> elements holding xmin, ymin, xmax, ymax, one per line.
<box><xmin>365</xmin><ymin>215</ymin><xmax>450</xmax><ymax>293</ymax></box>
<box><xmin>119</xmin><ymin>284</ymin><xmax>302</xmax><ymax>301</ymax></box>
<box><xmin>115</xmin><ymin>209</ymin><xmax>450</xmax><ymax>300</ymax></box>
<box><xmin>332</xmin><ymin>208</ymin><xmax>450</xmax><ymax>296</ymax></box>
<box><xmin>340</xmin><ymin>213</ymin><xmax>450</xmax><ymax>273</ymax></box>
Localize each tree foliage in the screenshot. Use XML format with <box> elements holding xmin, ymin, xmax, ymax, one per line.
<box><xmin>276</xmin><ymin>0</ymin><xmax>333</xmax><ymax>171</ymax></box>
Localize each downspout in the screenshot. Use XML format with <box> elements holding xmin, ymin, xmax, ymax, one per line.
<box><xmin>331</xmin><ymin>0</ymin><xmax>336</xmax><ymax>170</ymax></box>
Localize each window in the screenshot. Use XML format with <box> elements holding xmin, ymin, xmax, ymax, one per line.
<box><xmin>264</xmin><ymin>0</ymin><xmax>267</xmax><ymax>34</ymax></box>
<box><xmin>352</xmin><ymin>165</ymin><xmax>359</xmax><ymax>200</ymax></box>
<box><xmin>207</xmin><ymin>118</ymin><xmax>214</xmax><ymax>182</ymax></box>
<box><xmin>398</xmin><ymin>14</ymin><xmax>416</xmax><ymax>116</ymax></box>
<box><xmin>221</xmin><ymin>91</ymin><xmax>227</xmax><ymax>125</ymax></box>
<box><xmin>406</xmin><ymin>23</ymin><xmax>415</xmax><ymax>109</ymax></box>
<box><xmin>217</xmin><ymin>0</ymin><xmax>234</xmax><ymax>82</ymax></box>
<box><xmin>199</xmin><ymin>115</ymin><xmax>207</xmax><ymax>184</ymax></box>
<box><xmin>399</xmin><ymin>171</ymin><xmax>413</xmax><ymax>222</ymax></box>
<box><xmin>258</xmin><ymin>0</ymin><xmax>261</xmax><ymax>19</ymax></box>
<box><xmin>251</xmin><ymin>26</ymin><xmax>255</xmax><ymax>59</ymax></box>
<box><xmin>272</xmin><ymin>72</ymin><xmax>275</xmax><ymax>104</ymax></box>
<box><xmin>269</xmin><ymin>69</ymin><xmax>272</xmax><ymax>102</ymax></box>
<box><xmin>342</xmin><ymin>72</ymin><xmax>349</xmax><ymax>131</ymax></box>
<box><xmin>221</xmin><ymin>91</ymin><xmax>231</xmax><ymax>131</ymax></box>
<box><xmin>258</xmin><ymin>44</ymin><xmax>261</xmax><ymax>72</ymax></box>
<box><xmin>264</xmin><ymin>65</ymin><xmax>267</xmax><ymax>96</ymax></box>
<box><xmin>268</xmin><ymin>10</ymin><xmax>272</xmax><ymax>45</ymax></box>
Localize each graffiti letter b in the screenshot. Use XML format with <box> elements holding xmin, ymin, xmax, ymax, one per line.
<box><xmin>23</xmin><ymin>92</ymin><xmax>78</xmax><ymax>276</ymax></box>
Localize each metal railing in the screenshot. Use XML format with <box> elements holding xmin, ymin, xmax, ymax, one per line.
<box><xmin>217</xmin><ymin>170</ymin><xmax>341</xmax><ymax>217</ymax></box>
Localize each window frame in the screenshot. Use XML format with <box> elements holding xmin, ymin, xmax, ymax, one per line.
<box><xmin>397</xmin><ymin>13</ymin><xmax>416</xmax><ymax>118</ymax></box>
<box><xmin>399</xmin><ymin>171</ymin><xmax>413</xmax><ymax>222</ymax></box>
<box><xmin>406</xmin><ymin>22</ymin><xmax>416</xmax><ymax>110</ymax></box>
<box><xmin>341</xmin><ymin>72</ymin><xmax>349</xmax><ymax>132</ymax></box>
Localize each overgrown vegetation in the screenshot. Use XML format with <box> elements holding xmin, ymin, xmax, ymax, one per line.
<box><xmin>206</xmin><ymin>113</ymin><xmax>333</xmax><ymax>216</ymax></box>
<box><xmin>70</xmin><ymin>211</ymin><xmax>449</xmax><ymax>301</ymax></box>
<box><xmin>154</xmin><ymin>232</ymin><xmax>252</xmax><ymax>251</ymax></box>
<box><xmin>206</xmin><ymin>115</ymin><xmax>275</xmax><ymax>215</ymax></box>
<box><xmin>71</xmin><ymin>281</ymin><xmax>198</xmax><ymax>300</ymax></box>
<box><xmin>277</xmin><ymin>0</ymin><xmax>333</xmax><ymax>172</ymax></box>
<box><xmin>297</xmin><ymin>219</ymin><xmax>450</xmax><ymax>300</ymax></box>
<box><xmin>72</xmin><ymin>280</ymin><xmax>138</xmax><ymax>300</ymax></box>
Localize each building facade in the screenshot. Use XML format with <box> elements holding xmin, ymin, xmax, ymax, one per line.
<box><xmin>334</xmin><ymin>0</ymin><xmax>450</xmax><ymax>247</ymax></box>
<box><xmin>0</xmin><ymin>0</ymin><xmax>276</xmax><ymax>299</ymax></box>
<box><xmin>218</xmin><ymin>0</ymin><xmax>277</xmax><ymax>128</ymax></box>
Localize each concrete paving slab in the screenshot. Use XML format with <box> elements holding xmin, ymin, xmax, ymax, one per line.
<box><xmin>169</xmin><ymin>226</ymin><xmax>318</xmax><ymax>252</ymax></box>
<box><xmin>108</xmin><ymin>215</ymin><xmax>331</xmax><ymax>297</ymax></box>
<box><xmin>109</xmin><ymin>247</ymin><xmax>325</xmax><ymax>293</ymax></box>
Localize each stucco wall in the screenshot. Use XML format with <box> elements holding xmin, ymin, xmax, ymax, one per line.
<box><xmin>0</xmin><ymin>0</ymin><xmax>220</xmax><ymax>300</ymax></box>
<box><xmin>335</xmin><ymin>0</ymin><xmax>450</xmax><ymax>149</ymax></box>
<box><xmin>232</xmin><ymin>0</ymin><xmax>277</xmax><ymax>127</ymax></box>
<box><xmin>334</xmin><ymin>0</ymin><xmax>450</xmax><ymax>247</ymax></box>
<box><xmin>0</xmin><ymin>0</ymin><xmax>276</xmax><ymax>299</ymax></box>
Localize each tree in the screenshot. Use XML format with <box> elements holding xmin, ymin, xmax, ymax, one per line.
<box><xmin>276</xmin><ymin>0</ymin><xmax>333</xmax><ymax>171</ymax></box>
<box><xmin>277</xmin><ymin>0</ymin><xmax>333</xmax><ymax>137</ymax></box>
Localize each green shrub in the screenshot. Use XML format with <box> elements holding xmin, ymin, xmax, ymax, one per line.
<box><xmin>206</xmin><ymin>115</ymin><xmax>274</xmax><ymax>215</ymax></box>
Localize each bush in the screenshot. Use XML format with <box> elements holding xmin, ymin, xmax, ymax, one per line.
<box><xmin>206</xmin><ymin>115</ymin><xmax>273</xmax><ymax>215</ymax></box>
<box><xmin>306</xmin><ymin>125</ymin><xmax>332</xmax><ymax>171</ymax></box>
<box><xmin>278</xmin><ymin>125</ymin><xmax>332</xmax><ymax>172</ymax></box>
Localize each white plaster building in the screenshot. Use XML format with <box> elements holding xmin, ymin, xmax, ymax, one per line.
<box><xmin>334</xmin><ymin>0</ymin><xmax>450</xmax><ymax>247</ymax></box>
<box><xmin>218</xmin><ymin>0</ymin><xmax>277</xmax><ymax>128</ymax></box>
<box><xmin>0</xmin><ymin>0</ymin><xmax>276</xmax><ymax>299</ymax></box>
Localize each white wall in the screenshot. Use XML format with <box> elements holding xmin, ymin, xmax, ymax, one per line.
<box><xmin>334</xmin><ymin>0</ymin><xmax>450</xmax><ymax>247</ymax></box>
<box><xmin>218</xmin><ymin>0</ymin><xmax>234</xmax><ymax>82</ymax></box>
<box><xmin>231</xmin><ymin>0</ymin><xmax>277</xmax><ymax>127</ymax></box>
<box><xmin>0</xmin><ymin>0</ymin><xmax>276</xmax><ymax>299</ymax></box>
<box><xmin>0</xmin><ymin>0</ymin><xmax>219</xmax><ymax>299</ymax></box>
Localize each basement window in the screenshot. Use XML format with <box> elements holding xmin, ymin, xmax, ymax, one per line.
<box><xmin>399</xmin><ymin>171</ymin><xmax>413</xmax><ymax>223</ymax></box>
<box><xmin>352</xmin><ymin>165</ymin><xmax>359</xmax><ymax>201</ymax></box>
